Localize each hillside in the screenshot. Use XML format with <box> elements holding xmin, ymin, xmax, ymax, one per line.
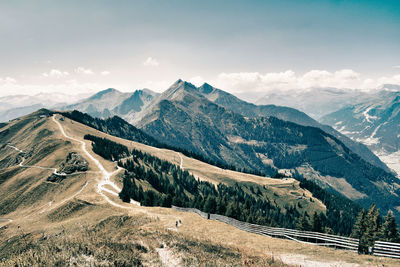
<box><xmin>1</xmin><ymin>110</ymin><xmax>399</xmax><ymax>266</ymax></box>
<box><xmin>197</xmin><ymin>82</ymin><xmax>389</xmax><ymax>172</ymax></box>
<box><xmin>134</xmin><ymin>80</ymin><xmax>400</xmax><ymax>216</ymax></box>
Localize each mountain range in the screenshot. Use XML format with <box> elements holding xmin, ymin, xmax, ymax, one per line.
<box><xmin>2</xmin><ymin>80</ymin><xmax>400</xmax><ymax>215</ymax></box>
<box><xmin>51</xmin><ymin>80</ymin><xmax>400</xmax><ymax>216</ymax></box>
<box><xmin>321</xmin><ymin>87</ymin><xmax>400</xmax><ymax>176</ymax></box>
<box><xmin>0</xmin><ymin>92</ymin><xmax>90</xmax><ymax>122</ymax></box>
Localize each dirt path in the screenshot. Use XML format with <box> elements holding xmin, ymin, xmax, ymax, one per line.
<box><xmin>4</xmin><ymin>142</ymin><xmax>90</xmax><ymax>217</ymax></box>
<box><xmin>279</xmin><ymin>253</ymin><xmax>360</xmax><ymax>267</ymax></box>
<box><xmin>6</xmin><ymin>144</ymin><xmax>69</xmax><ymax>176</ymax></box>
<box><xmin>52</xmin><ymin>114</ymin><xmax>139</xmax><ymax>208</ymax></box>
<box><xmin>177</xmin><ymin>153</ymin><xmax>183</xmax><ymax>169</ymax></box>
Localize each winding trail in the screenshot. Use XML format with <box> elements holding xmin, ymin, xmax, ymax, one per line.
<box><xmin>0</xmin><ymin>218</ymin><xmax>13</xmax><ymax>226</ymax></box>
<box><xmin>2</xmin><ymin>142</ymin><xmax>91</xmax><ymax>219</ymax></box>
<box><xmin>6</xmin><ymin>144</ymin><xmax>66</xmax><ymax>176</ymax></box>
<box><xmin>177</xmin><ymin>153</ymin><xmax>183</xmax><ymax>169</ymax></box>
<box><xmin>52</xmin><ymin>115</ymin><xmax>139</xmax><ymax>208</ymax></box>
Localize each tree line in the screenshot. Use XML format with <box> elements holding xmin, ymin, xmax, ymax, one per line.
<box><xmin>351</xmin><ymin>204</ymin><xmax>399</xmax><ymax>254</ymax></box>
<box><xmin>85</xmin><ymin>133</ymin><xmax>399</xmax><ymax>247</ymax></box>
<box><xmin>117</xmin><ymin>147</ymin><xmax>313</xmax><ymax>230</ymax></box>
<box><xmin>61</xmin><ymin>111</ymin><xmax>268</xmax><ymax>176</ymax></box>
<box><xmin>84</xmin><ymin>134</ymin><xmax>129</xmax><ymax>161</ymax></box>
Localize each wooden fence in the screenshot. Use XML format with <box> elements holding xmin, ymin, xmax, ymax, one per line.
<box><xmin>374</xmin><ymin>241</ymin><xmax>400</xmax><ymax>259</ymax></box>
<box><xmin>172</xmin><ymin>206</ymin><xmax>359</xmax><ymax>251</ymax></box>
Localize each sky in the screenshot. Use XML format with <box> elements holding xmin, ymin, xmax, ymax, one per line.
<box><xmin>0</xmin><ymin>0</ymin><xmax>399</xmax><ymax>98</ymax></box>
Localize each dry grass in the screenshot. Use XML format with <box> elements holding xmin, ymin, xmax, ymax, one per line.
<box><xmin>0</xmin><ymin>213</ymin><xmax>289</xmax><ymax>267</ymax></box>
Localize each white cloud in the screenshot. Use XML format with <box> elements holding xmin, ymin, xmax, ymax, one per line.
<box><xmin>0</xmin><ymin>81</ymin><xmax>103</xmax><ymax>97</ymax></box>
<box><xmin>392</xmin><ymin>65</ymin><xmax>400</xmax><ymax>69</ymax></box>
<box><xmin>143</xmin><ymin>57</ymin><xmax>159</xmax><ymax>67</ymax></box>
<box><xmin>42</xmin><ymin>69</ymin><xmax>70</xmax><ymax>78</ymax></box>
<box><xmin>0</xmin><ymin>77</ymin><xmax>17</xmax><ymax>84</ymax></box>
<box><xmin>188</xmin><ymin>76</ymin><xmax>205</xmax><ymax>87</ymax></box>
<box><xmin>135</xmin><ymin>79</ymin><xmax>174</xmax><ymax>92</ymax></box>
<box><xmin>101</xmin><ymin>71</ymin><xmax>110</xmax><ymax>76</ymax></box>
<box><xmin>212</xmin><ymin>69</ymin><xmax>396</xmax><ymax>94</ymax></box>
<box><xmin>75</xmin><ymin>66</ymin><xmax>94</xmax><ymax>75</ymax></box>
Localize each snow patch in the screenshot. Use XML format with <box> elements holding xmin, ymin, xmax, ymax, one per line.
<box><xmin>362</xmin><ymin>106</ymin><xmax>377</xmax><ymax>123</ymax></box>
<box><xmin>376</xmin><ymin>150</ymin><xmax>400</xmax><ymax>178</ymax></box>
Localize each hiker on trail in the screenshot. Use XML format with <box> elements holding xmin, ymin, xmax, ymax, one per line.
<box><xmin>179</xmin><ymin>219</ymin><xmax>182</xmax><ymax>224</ymax></box>
<box><xmin>176</xmin><ymin>221</ymin><xmax>178</xmax><ymax>228</ymax></box>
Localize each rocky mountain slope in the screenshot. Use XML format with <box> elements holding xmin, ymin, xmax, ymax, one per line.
<box><xmin>196</xmin><ymin>83</ymin><xmax>389</xmax><ymax>172</ymax></box>
<box><xmin>63</xmin><ymin>88</ymin><xmax>159</xmax><ymax>121</ymax></box>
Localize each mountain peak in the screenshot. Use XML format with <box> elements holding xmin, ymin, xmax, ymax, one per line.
<box><xmin>89</xmin><ymin>88</ymin><xmax>120</xmax><ymax>100</ymax></box>
<box><xmin>199</xmin><ymin>83</ymin><xmax>215</xmax><ymax>94</ymax></box>
<box><xmin>161</xmin><ymin>80</ymin><xmax>199</xmax><ymax>101</ymax></box>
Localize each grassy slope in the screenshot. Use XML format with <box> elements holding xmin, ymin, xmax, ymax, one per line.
<box><xmin>62</xmin><ymin>113</ymin><xmax>325</xmax><ymax>212</ymax></box>
<box><xmin>0</xmin><ymin>112</ymin><xmax>399</xmax><ymax>266</ymax></box>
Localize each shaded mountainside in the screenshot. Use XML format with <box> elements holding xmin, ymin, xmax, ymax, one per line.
<box><xmin>136</xmin><ymin>80</ymin><xmax>400</xmax><ymax>215</ymax></box>
<box><xmin>59</xmin><ymin>110</ymin><xmax>160</xmax><ymax>147</ymax></box>
<box><xmin>197</xmin><ymin>83</ymin><xmax>390</xmax><ymax>172</ymax></box>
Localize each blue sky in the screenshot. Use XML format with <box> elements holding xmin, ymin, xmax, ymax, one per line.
<box><xmin>0</xmin><ymin>0</ymin><xmax>399</xmax><ymax>96</ymax></box>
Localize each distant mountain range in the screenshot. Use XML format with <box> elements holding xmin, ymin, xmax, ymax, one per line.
<box><xmin>0</xmin><ymin>92</ymin><xmax>89</xmax><ymax>122</ymax></box>
<box><xmin>321</xmin><ymin>86</ymin><xmax>400</xmax><ymax>176</ymax></box>
<box><xmin>255</xmin><ymin>87</ymin><xmax>365</xmax><ymax>120</ymax></box>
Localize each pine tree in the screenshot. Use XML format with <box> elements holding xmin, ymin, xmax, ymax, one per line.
<box><xmin>351</xmin><ymin>204</ymin><xmax>383</xmax><ymax>254</ymax></box>
<box><xmin>364</xmin><ymin>204</ymin><xmax>381</xmax><ymax>249</ymax></box>
<box><xmin>297</xmin><ymin>213</ymin><xmax>311</xmax><ymax>231</ymax></box>
<box><xmin>381</xmin><ymin>210</ymin><xmax>399</xmax><ymax>242</ymax></box>
<box><xmin>351</xmin><ymin>209</ymin><xmax>366</xmax><ymax>239</ymax></box>
<box><xmin>203</xmin><ymin>196</ymin><xmax>217</xmax><ymax>214</ymax></box>
<box><xmin>311</xmin><ymin>212</ymin><xmax>323</xmax><ymax>233</ymax></box>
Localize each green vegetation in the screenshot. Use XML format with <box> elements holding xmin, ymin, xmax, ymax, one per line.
<box><xmin>60</xmin><ymin>110</ymin><xmax>159</xmax><ymax>147</ymax></box>
<box><xmin>294</xmin><ymin>172</ymin><xmax>362</xmax><ymax>236</ymax></box>
<box><xmin>351</xmin><ymin>204</ymin><xmax>399</xmax><ymax>254</ymax></box>
<box><xmin>118</xmin><ymin>148</ymin><xmax>304</xmax><ymax>229</ymax></box>
<box><xmin>84</xmin><ymin>134</ymin><xmax>362</xmax><ymax>237</ymax></box>
<box><xmin>84</xmin><ymin>134</ymin><xmax>129</xmax><ymax>161</ymax></box>
<box><xmin>60</xmin><ymin>110</ymin><xmax>268</xmax><ymax>176</ymax></box>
